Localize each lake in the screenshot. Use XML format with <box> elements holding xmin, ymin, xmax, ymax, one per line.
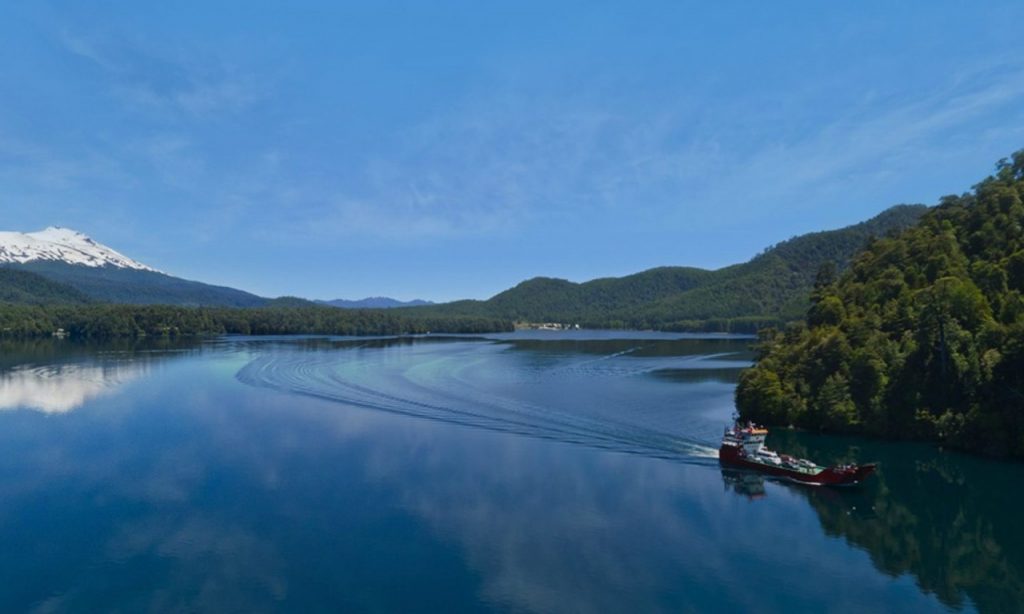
<box><xmin>0</xmin><ymin>332</ymin><xmax>1020</xmax><ymax>612</ymax></box>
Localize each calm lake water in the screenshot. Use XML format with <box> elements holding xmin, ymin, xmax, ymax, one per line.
<box><xmin>0</xmin><ymin>332</ymin><xmax>1021</xmax><ymax>613</ymax></box>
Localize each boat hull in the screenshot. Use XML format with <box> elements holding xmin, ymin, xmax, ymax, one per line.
<box><xmin>719</xmin><ymin>444</ymin><xmax>876</xmax><ymax>486</ymax></box>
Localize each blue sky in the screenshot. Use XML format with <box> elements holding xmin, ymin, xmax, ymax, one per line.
<box><xmin>3</xmin><ymin>2</ymin><xmax>1024</xmax><ymax>301</ymax></box>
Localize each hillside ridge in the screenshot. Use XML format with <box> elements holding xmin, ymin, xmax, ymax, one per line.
<box><xmin>402</xmin><ymin>204</ymin><xmax>928</xmax><ymax>330</ymax></box>
<box><xmin>736</xmin><ymin>150</ymin><xmax>1024</xmax><ymax>457</ymax></box>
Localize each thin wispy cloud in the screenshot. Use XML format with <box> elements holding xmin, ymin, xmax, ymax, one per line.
<box><xmin>0</xmin><ymin>134</ymin><xmax>128</xmax><ymax>191</ymax></box>
<box><xmin>13</xmin><ymin>39</ymin><xmax>1024</xmax><ymax>250</ymax></box>
<box><xmin>118</xmin><ymin>57</ymin><xmax>1024</xmax><ymax>251</ymax></box>
<box><xmin>707</xmin><ymin>61</ymin><xmax>1024</xmax><ymax>216</ymax></box>
<box><xmin>4</xmin><ymin>2</ymin><xmax>1023</xmax><ymax>299</ymax></box>
<box><xmin>275</xmin><ymin>59</ymin><xmax>1024</xmax><ymax>243</ymax></box>
<box><xmin>57</xmin><ymin>29</ymin><xmax>260</xmax><ymax>117</ymax></box>
<box><xmin>271</xmin><ymin>101</ymin><xmax>704</xmax><ymax>242</ymax></box>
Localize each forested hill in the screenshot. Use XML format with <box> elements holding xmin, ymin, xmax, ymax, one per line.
<box><xmin>0</xmin><ymin>303</ymin><xmax>511</xmax><ymax>338</ymax></box>
<box><xmin>15</xmin><ymin>261</ymin><xmax>267</xmax><ymax>307</ymax></box>
<box><xmin>403</xmin><ymin>204</ymin><xmax>927</xmax><ymax>331</ymax></box>
<box><xmin>736</xmin><ymin>150</ymin><xmax>1024</xmax><ymax>457</ymax></box>
<box><xmin>0</xmin><ymin>269</ymin><xmax>90</xmax><ymax>305</ymax></box>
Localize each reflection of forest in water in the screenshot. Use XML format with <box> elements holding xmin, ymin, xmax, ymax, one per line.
<box><xmin>5</xmin><ymin>335</ymin><xmax>1019</xmax><ymax>611</ymax></box>
<box><xmin>0</xmin><ymin>338</ymin><xmax>205</xmax><ymax>413</ymax></box>
<box><xmin>722</xmin><ymin>431</ymin><xmax>1024</xmax><ymax>613</ymax></box>
<box><xmin>0</xmin><ymin>338</ymin><xmax>205</xmax><ymax>371</ymax></box>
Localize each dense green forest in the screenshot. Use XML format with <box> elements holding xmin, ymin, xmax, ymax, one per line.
<box><xmin>736</xmin><ymin>151</ymin><xmax>1024</xmax><ymax>457</ymax></box>
<box><xmin>0</xmin><ymin>268</ymin><xmax>508</xmax><ymax>338</ymax></box>
<box><xmin>0</xmin><ymin>303</ymin><xmax>511</xmax><ymax>338</ymax></box>
<box><xmin>401</xmin><ymin>205</ymin><xmax>926</xmax><ymax>332</ymax></box>
<box><xmin>15</xmin><ymin>261</ymin><xmax>268</xmax><ymax>306</ymax></box>
<box><xmin>0</xmin><ymin>269</ymin><xmax>91</xmax><ymax>305</ymax></box>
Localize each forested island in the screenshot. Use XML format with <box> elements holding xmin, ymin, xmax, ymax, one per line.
<box><xmin>737</xmin><ymin>151</ymin><xmax>1024</xmax><ymax>458</ymax></box>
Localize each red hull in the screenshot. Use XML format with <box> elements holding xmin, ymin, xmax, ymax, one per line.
<box><xmin>719</xmin><ymin>444</ymin><xmax>876</xmax><ymax>486</ymax></box>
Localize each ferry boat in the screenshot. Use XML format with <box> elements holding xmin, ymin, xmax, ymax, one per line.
<box><xmin>719</xmin><ymin>421</ymin><xmax>876</xmax><ymax>486</ymax></box>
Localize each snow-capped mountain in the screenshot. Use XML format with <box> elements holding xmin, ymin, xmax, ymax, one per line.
<box><xmin>0</xmin><ymin>226</ymin><xmax>266</xmax><ymax>306</ymax></box>
<box><xmin>0</xmin><ymin>227</ymin><xmax>157</xmax><ymax>272</ymax></box>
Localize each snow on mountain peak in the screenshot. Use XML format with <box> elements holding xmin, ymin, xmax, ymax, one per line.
<box><xmin>0</xmin><ymin>227</ymin><xmax>158</xmax><ymax>271</ymax></box>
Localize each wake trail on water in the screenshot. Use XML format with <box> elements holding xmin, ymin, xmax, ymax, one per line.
<box><xmin>236</xmin><ymin>346</ymin><xmax>724</xmax><ymax>465</ymax></box>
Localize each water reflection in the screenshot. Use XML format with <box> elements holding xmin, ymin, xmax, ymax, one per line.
<box><xmin>723</xmin><ymin>431</ymin><xmax>1024</xmax><ymax>612</ymax></box>
<box><xmin>337</xmin><ymin>418</ymin><xmax>953</xmax><ymax>613</ymax></box>
<box><xmin>229</xmin><ymin>337</ymin><xmax>1023</xmax><ymax>612</ymax></box>
<box><xmin>0</xmin><ymin>363</ymin><xmax>149</xmax><ymax>413</ymax></box>
<box><xmin>720</xmin><ymin>468</ymin><xmax>767</xmax><ymax>499</ymax></box>
<box><xmin>0</xmin><ymin>339</ymin><xmax>200</xmax><ymax>414</ymax></box>
<box><xmin>650</xmin><ymin>367</ymin><xmax>746</xmax><ymax>385</ymax></box>
<box><xmin>1</xmin><ymin>336</ymin><xmax>1021</xmax><ymax>612</ymax></box>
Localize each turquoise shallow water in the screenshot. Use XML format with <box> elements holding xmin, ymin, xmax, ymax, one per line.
<box><xmin>0</xmin><ymin>333</ymin><xmax>1019</xmax><ymax>612</ymax></box>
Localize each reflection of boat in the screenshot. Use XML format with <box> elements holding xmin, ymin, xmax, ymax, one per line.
<box><xmin>719</xmin><ymin>466</ymin><xmax>878</xmax><ymax>517</ymax></box>
<box><xmin>719</xmin><ymin>421</ymin><xmax>876</xmax><ymax>486</ymax></box>
<box><xmin>720</xmin><ymin>468</ymin><xmax>766</xmax><ymax>499</ymax></box>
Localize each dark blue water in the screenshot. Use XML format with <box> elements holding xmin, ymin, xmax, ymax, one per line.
<box><xmin>0</xmin><ymin>333</ymin><xmax>1019</xmax><ymax>612</ymax></box>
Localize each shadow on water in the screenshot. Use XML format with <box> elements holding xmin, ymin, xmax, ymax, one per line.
<box><xmin>649</xmin><ymin>367</ymin><xmax>746</xmax><ymax>385</ymax></box>
<box><xmin>721</xmin><ymin>430</ymin><xmax>1024</xmax><ymax>613</ymax></box>
<box><xmin>498</xmin><ymin>336</ymin><xmax>755</xmax><ymax>358</ymax></box>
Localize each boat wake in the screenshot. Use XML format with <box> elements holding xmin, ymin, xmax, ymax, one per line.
<box><xmin>235</xmin><ymin>340</ymin><xmax>736</xmax><ymax>464</ymax></box>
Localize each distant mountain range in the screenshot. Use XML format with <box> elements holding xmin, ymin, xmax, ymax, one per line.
<box><xmin>0</xmin><ymin>229</ymin><xmax>436</xmax><ymax>309</ymax></box>
<box><xmin>0</xmin><ymin>206</ymin><xmax>927</xmax><ymax>329</ymax></box>
<box><xmin>319</xmin><ymin>297</ymin><xmax>434</xmax><ymax>309</ymax></box>
<box><xmin>400</xmin><ymin>204</ymin><xmax>929</xmax><ymax>329</ymax></box>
